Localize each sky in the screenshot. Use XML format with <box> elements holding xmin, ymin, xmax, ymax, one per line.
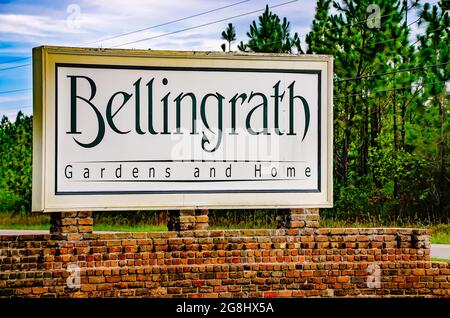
<box><xmin>0</xmin><ymin>0</ymin><xmax>434</xmax><ymax>120</ymax></box>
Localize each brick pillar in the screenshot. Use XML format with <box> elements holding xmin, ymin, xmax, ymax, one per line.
<box><xmin>277</xmin><ymin>208</ymin><xmax>320</xmax><ymax>229</ymax></box>
<box><xmin>50</xmin><ymin>212</ymin><xmax>93</xmax><ymax>240</ymax></box>
<box><xmin>167</xmin><ymin>209</ymin><xmax>209</xmax><ymax>231</ymax></box>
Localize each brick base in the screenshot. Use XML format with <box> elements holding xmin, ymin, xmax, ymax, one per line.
<box><xmin>50</xmin><ymin>212</ymin><xmax>93</xmax><ymax>240</ymax></box>
<box><xmin>168</xmin><ymin>210</ymin><xmax>209</xmax><ymax>231</ymax></box>
<box><xmin>0</xmin><ymin>227</ymin><xmax>449</xmax><ymax>298</ymax></box>
<box><xmin>278</xmin><ymin>208</ymin><xmax>320</xmax><ymax>229</ymax></box>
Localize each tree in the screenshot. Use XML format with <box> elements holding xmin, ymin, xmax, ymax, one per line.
<box><xmin>0</xmin><ymin>112</ymin><xmax>32</xmax><ymax>214</ymax></box>
<box><xmin>417</xmin><ymin>1</ymin><xmax>449</xmax><ymax>220</ymax></box>
<box><xmin>306</xmin><ymin>0</ymin><xmax>449</xmax><ymax>222</ymax></box>
<box><xmin>221</xmin><ymin>23</ymin><xmax>236</xmax><ymax>52</ymax></box>
<box><xmin>305</xmin><ymin>0</ymin><xmax>332</xmax><ymax>54</ymax></box>
<box><xmin>239</xmin><ymin>5</ymin><xmax>303</xmax><ymax>53</ymax></box>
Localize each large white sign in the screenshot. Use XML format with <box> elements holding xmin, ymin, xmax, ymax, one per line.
<box><xmin>32</xmin><ymin>46</ymin><xmax>333</xmax><ymax>211</ymax></box>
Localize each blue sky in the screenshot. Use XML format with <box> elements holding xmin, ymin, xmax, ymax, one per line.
<box><xmin>0</xmin><ymin>0</ymin><xmax>433</xmax><ymax>120</ymax></box>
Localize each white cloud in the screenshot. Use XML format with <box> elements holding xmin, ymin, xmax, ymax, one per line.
<box><xmin>0</xmin><ymin>93</ymin><xmax>30</xmax><ymax>104</ymax></box>
<box><xmin>0</xmin><ymin>13</ymin><xmax>89</xmax><ymax>37</ymax></box>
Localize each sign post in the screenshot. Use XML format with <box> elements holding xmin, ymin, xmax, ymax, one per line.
<box><xmin>32</xmin><ymin>46</ymin><xmax>333</xmax><ymax>232</ymax></box>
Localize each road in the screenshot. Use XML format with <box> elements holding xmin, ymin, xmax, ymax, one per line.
<box><xmin>0</xmin><ymin>230</ymin><xmax>449</xmax><ymax>260</ymax></box>
<box><xmin>431</xmin><ymin>244</ymin><xmax>450</xmax><ymax>260</ymax></box>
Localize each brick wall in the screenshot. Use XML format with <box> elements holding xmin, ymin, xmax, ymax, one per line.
<box><xmin>0</xmin><ymin>228</ymin><xmax>449</xmax><ymax>298</ymax></box>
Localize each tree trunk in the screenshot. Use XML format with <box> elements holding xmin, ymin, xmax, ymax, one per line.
<box><xmin>392</xmin><ymin>94</ymin><xmax>398</xmax><ymax>198</ymax></box>
<box><xmin>438</xmin><ymin>93</ymin><xmax>446</xmax><ymax>220</ymax></box>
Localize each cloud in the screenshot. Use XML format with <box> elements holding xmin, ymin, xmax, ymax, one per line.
<box><xmin>0</xmin><ymin>93</ymin><xmax>30</xmax><ymax>104</ymax></box>
<box><xmin>0</xmin><ymin>13</ymin><xmax>89</xmax><ymax>37</ymax></box>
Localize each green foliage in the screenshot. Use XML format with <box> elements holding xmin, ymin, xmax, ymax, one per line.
<box><xmin>309</xmin><ymin>0</ymin><xmax>449</xmax><ymax>223</ymax></box>
<box><xmin>0</xmin><ymin>112</ymin><xmax>32</xmax><ymax>215</ymax></box>
<box><xmin>221</xmin><ymin>23</ymin><xmax>236</xmax><ymax>52</ymax></box>
<box><xmin>238</xmin><ymin>5</ymin><xmax>303</xmax><ymax>53</ymax></box>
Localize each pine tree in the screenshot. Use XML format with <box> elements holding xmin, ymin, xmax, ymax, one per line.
<box><xmin>417</xmin><ymin>1</ymin><xmax>449</xmax><ymax>220</ymax></box>
<box><xmin>307</xmin><ymin>0</ymin><xmax>442</xmax><ymax>221</ymax></box>
<box><xmin>221</xmin><ymin>23</ymin><xmax>236</xmax><ymax>52</ymax></box>
<box><xmin>239</xmin><ymin>5</ymin><xmax>302</xmax><ymax>53</ymax></box>
<box><xmin>305</xmin><ymin>0</ymin><xmax>332</xmax><ymax>54</ymax></box>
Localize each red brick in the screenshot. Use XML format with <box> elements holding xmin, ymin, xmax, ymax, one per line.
<box><xmin>78</xmin><ymin>218</ymin><xmax>93</xmax><ymax>225</ymax></box>
<box><xmin>89</xmin><ymin>276</ymin><xmax>105</xmax><ymax>284</ymax></box>
<box><xmin>106</xmin><ymin>276</ymin><xmax>121</xmax><ymax>283</ymax></box>
<box><xmin>81</xmin><ymin>284</ymin><xmax>96</xmax><ymax>292</ymax></box>
<box><xmin>263</xmin><ymin>291</ymin><xmax>277</xmax><ymax>298</ymax></box>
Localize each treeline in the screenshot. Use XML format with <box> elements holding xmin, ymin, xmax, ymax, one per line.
<box><xmin>0</xmin><ymin>112</ymin><xmax>32</xmax><ymax>214</ymax></box>
<box><xmin>306</xmin><ymin>0</ymin><xmax>449</xmax><ymax>222</ymax></box>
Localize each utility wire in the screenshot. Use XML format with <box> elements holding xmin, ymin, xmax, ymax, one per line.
<box><xmin>84</xmin><ymin>0</ymin><xmax>250</xmax><ymax>45</ymax></box>
<box><xmin>0</xmin><ymin>56</ymin><xmax>31</xmax><ymax>65</ymax></box>
<box><xmin>112</xmin><ymin>0</ymin><xmax>299</xmax><ymax>48</ymax></box>
<box><xmin>1</xmin><ymin>61</ymin><xmax>447</xmax><ymax>95</ymax></box>
<box><xmin>334</xmin><ymin>78</ymin><xmax>448</xmax><ymax>99</ymax></box>
<box><xmin>335</xmin><ymin>61</ymin><xmax>450</xmax><ymax>83</ymax></box>
<box><xmin>0</xmin><ymin>0</ymin><xmax>252</xmax><ymax>69</ymax></box>
<box><xmin>0</xmin><ymin>63</ymin><xmax>31</xmax><ymax>72</ymax></box>
<box><xmin>306</xmin><ymin>3</ymin><xmax>417</xmax><ymax>37</ymax></box>
<box><xmin>0</xmin><ymin>88</ymin><xmax>31</xmax><ymax>95</ymax></box>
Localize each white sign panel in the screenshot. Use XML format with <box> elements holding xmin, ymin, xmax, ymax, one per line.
<box><xmin>32</xmin><ymin>47</ymin><xmax>333</xmax><ymax>211</ymax></box>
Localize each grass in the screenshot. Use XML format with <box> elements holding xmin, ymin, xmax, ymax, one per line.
<box><xmin>93</xmin><ymin>224</ymin><xmax>166</xmax><ymax>232</ymax></box>
<box><xmin>0</xmin><ymin>213</ymin><xmax>49</xmax><ymax>230</ymax></box>
<box><xmin>431</xmin><ymin>258</ymin><xmax>450</xmax><ymax>263</ymax></box>
<box><xmin>428</xmin><ymin>223</ymin><xmax>450</xmax><ymax>244</ymax></box>
<box><xmin>0</xmin><ymin>212</ymin><xmax>449</xmax><ymax>244</ymax></box>
<box><xmin>0</xmin><ymin>223</ymin><xmax>49</xmax><ymax>230</ymax></box>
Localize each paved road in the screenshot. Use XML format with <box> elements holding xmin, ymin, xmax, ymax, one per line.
<box><xmin>0</xmin><ymin>230</ymin><xmax>449</xmax><ymax>260</ymax></box>
<box><xmin>431</xmin><ymin>244</ymin><xmax>450</xmax><ymax>260</ymax></box>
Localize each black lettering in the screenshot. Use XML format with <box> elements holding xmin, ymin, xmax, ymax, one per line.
<box><xmin>286</xmin><ymin>166</ymin><xmax>296</xmax><ymax>177</ymax></box>
<box><xmin>66</xmin><ymin>75</ymin><xmax>105</xmax><ymax>148</ymax></box>
<box><xmin>226</xmin><ymin>164</ymin><xmax>232</xmax><ymax>177</ymax></box>
<box><xmin>229</xmin><ymin>93</ymin><xmax>247</xmax><ymax>135</ymax></box>
<box><xmin>115</xmin><ymin>165</ymin><xmax>122</xmax><ymax>178</ymax></box>
<box><xmin>165</xmin><ymin>167</ymin><xmax>171</xmax><ymax>178</ymax></box>
<box><xmin>106</xmin><ymin>91</ymin><xmax>132</xmax><ymax>134</ymax></box>
<box><xmin>305</xmin><ymin>167</ymin><xmax>311</xmax><ymax>177</ymax></box>
<box><xmin>83</xmin><ymin>167</ymin><xmax>90</xmax><ymax>179</ymax></box>
<box><xmin>271</xmin><ymin>167</ymin><xmax>277</xmax><ymax>177</ymax></box>
<box><xmin>255</xmin><ymin>164</ymin><xmax>261</xmax><ymax>178</ymax></box>
<box><xmin>194</xmin><ymin>167</ymin><xmax>200</xmax><ymax>178</ymax></box>
<box><xmin>64</xmin><ymin>165</ymin><xmax>72</xmax><ymax>179</ymax></box>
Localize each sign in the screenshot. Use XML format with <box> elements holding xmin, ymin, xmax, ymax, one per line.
<box><xmin>32</xmin><ymin>46</ymin><xmax>333</xmax><ymax>212</ymax></box>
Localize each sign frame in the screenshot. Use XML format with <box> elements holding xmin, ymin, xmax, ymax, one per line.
<box><xmin>32</xmin><ymin>46</ymin><xmax>333</xmax><ymax>212</ymax></box>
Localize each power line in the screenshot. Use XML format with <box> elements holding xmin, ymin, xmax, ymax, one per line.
<box><xmin>412</xmin><ymin>25</ymin><xmax>449</xmax><ymax>46</ymax></box>
<box><xmin>333</xmin><ymin>79</ymin><xmax>448</xmax><ymax>100</ymax></box>
<box><xmin>0</xmin><ymin>88</ymin><xmax>31</xmax><ymax>95</ymax></box>
<box><xmin>112</xmin><ymin>0</ymin><xmax>299</xmax><ymax>48</ymax></box>
<box><xmin>303</xmin><ymin>3</ymin><xmax>417</xmax><ymax>38</ymax></box>
<box><xmin>84</xmin><ymin>0</ymin><xmax>250</xmax><ymax>46</ymax></box>
<box><xmin>0</xmin><ymin>1</ymin><xmax>251</xmax><ymax>69</ymax></box>
<box><xmin>0</xmin><ymin>56</ymin><xmax>31</xmax><ymax>66</ymax></box>
<box><xmin>0</xmin><ymin>63</ymin><xmax>31</xmax><ymax>72</ymax></box>
<box><xmin>334</xmin><ymin>61</ymin><xmax>450</xmax><ymax>83</ymax></box>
